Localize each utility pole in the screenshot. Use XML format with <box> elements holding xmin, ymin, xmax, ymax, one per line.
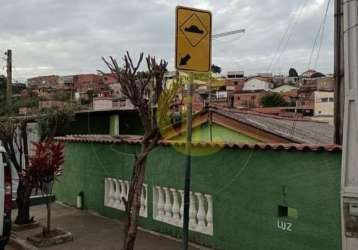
<box><xmin>5</xmin><ymin>49</ymin><xmax>12</xmax><ymax>105</ymax></box>
<box><xmin>340</xmin><ymin>0</ymin><xmax>358</xmax><ymax>249</ymax></box>
<box><xmin>334</xmin><ymin>0</ymin><xmax>344</xmax><ymax>145</ymax></box>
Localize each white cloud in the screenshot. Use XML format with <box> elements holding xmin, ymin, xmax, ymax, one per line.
<box><xmin>0</xmin><ymin>0</ymin><xmax>334</xmax><ymax>81</ymax></box>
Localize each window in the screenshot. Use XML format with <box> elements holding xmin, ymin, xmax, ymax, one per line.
<box><xmin>278</xmin><ymin>205</ymin><xmax>298</xmax><ymax>219</ymax></box>
<box><xmin>251</xmin><ymin>96</ymin><xmax>256</xmax><ymax>100</ymax></box>
<box><xmin>278</xmin><ymin>205</ymin><xmax>288</xmax><ymax>217</ymax></box>
<box><xmin>329</xmin><ymin>97</ymin><xmax>334</xmax><ymax>102</ymax></box>
<box><xmin>234</xmin><ymin>81</ymin><xmax>238</xmax><ymax>86</ymax></box>
<box><xmin>237</xmin><ymin>96</ymin><xmax>241</xmax><ymax>100</ymax></box>
<box><xmin>321</xmin><ymin>98</ymin><xmax>329</xmax><ymax>102</ymax></box>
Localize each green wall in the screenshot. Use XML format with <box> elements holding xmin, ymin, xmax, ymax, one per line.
<box><xmin>174</xmin><ymin>123</ymin><xmax>260</xmax><ymax>143</ymax></box>
<box><xmin>54</xmin><ymin>142</ymin><xmax>341</xmax><ymax>250</ymax></box>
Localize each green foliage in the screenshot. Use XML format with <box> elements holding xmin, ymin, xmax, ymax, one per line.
<box><xmin>16</xmin><ymin>96</ymin><xmax>39</xmax><ymax>108</ymax></box>
<box><xmin>157</xmin><ymin>81</ymin><xmax>183</xmax><ymax>130</ymax></box>
<box><xmin>36</xmin><ymin>107</ymin><xmax>75</xmax><ymax>141</ymax></box>
<box><xmin>0</xmin><ymin>95</ymin><xmax>39</xmax><ymax>117</ymax></box>
<box><xmin>289</xmin><ymin>68</ymin><xmax>298</xmax><ymax>77</ymax></box>
<box><xmin>0</xmin><ymin>75</ymin><xmax>6</xmax><ymax>99</ymax></box>
<box><xmin>53</xmin><ymin>91</ymin><xmax>71</xmax><ymax>102</ymax></box>
<box><xmin>261</xmin><ymin>92</ymin><xmax>288</xmax><ymax>107</ymax></box>
<box><xmin>211</xmin><ymin>64</ymin><xmax>222</xmax><ymax>74</ymax></box>
<box><xmin>0</xmin><ymin>100</ymin><xmax>17</xmax><ymax>116</ymax></box>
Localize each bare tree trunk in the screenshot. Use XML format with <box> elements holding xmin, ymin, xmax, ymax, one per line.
<box><xmin>45</xmin><ymin>196</ymin><xmax>51</xmax><ymax>235</ymax></box>
<box><xmin>15</xmin><ymin>180</ymin><xmax>32</xmax><ymax>225</ymax></box>
<box><xmin>122</xmin><ymin>146</ymin><xmax>150</xmax><ymax>250</ymax></box>
<box><xmin>103</xmin><ymin>52</ymin><xmax>168</xmax><ymax>250</ymax></box>
<box><xmin>15</xmin><ymin>121</ymin><xmax>32</xmax><ymax>225</ymax></box>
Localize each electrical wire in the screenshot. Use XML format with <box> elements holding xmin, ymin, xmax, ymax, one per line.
<box><xmin>269</xmin><ymin>0</ymin><xmax>310</xmax><ymax>73</ymax></box>
<box><xmin>273</xmin><ymin>0</ymin><xmax>310</xmax><ymax>73</ymax></box>
<box><xmin>308</xmin><ymin>16</ymin><xmax>325</xmax><ymax>68</ymax></box>
<box><xmin>308</xmin><ymin>0</ymin><xmax>332</xmax><ymax>69</ymax></box>
<box><xmin>313</xmin><ymin>0</ymin><xmax>332</xmax><ymax>69</ymax></box>
<box><xmin>267</xmin><ymin>1</ymin><xmax>301</xmax><ymax>72</ymax></box>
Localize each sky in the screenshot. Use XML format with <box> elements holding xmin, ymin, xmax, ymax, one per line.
<box><xmin>0</xmin><ymin>0</ymin><xmax>334</xmax><ymax>82</ymax></box>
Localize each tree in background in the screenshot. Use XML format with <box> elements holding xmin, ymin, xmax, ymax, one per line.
<box><xmin>261</xmin><ymin>92</ymin><xmax>288</xmax><ymax>107</ymax></box>
<box><xmin>0</xmin><ymin>107</ymin><xmax>73</xmax><ymax>225</ymax></box>
<box><xmin>0</xmin><ymin>118</ymin><xmax>32</xmax><ymax>224</ymax></box>
<box><xmin>24</xmin><ymin>140</ymin><xmax>64</xmax><ymax>236</ymax></box>
<box><xmin>36</xmin><ymin>107</ymin><xmax>74</xmax><ymax>141</ymax></box>
<box><xmin>103</xmin><ymin>52</ymin><xmax>180</xmax><ymax>250</ymax></box>
<box><xmin>211</xmin><ymin>64</ymin><xmax>222</xmax><ymax>74</ymax></box>
<box><xmin>289</xmin><ymin>68</ymin><xmax>299</xmax><ymax>77</ymax></box>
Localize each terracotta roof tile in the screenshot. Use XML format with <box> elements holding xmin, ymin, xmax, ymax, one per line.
<box><xmin>55</xmin><ymin>135</ymin><xmax>342</xmax><ymax>152</ymax></box>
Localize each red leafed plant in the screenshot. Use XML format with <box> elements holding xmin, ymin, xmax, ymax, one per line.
<box><xmin>24</xmin><ymin>140</ymin><xmax>64</xmax><ymax>235</ymax></box>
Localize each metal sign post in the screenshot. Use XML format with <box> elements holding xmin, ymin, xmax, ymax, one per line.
<box><xmin>175</xmin><ymin>6</ymin><xmax>212</xmax><ymax>250</ymax></box>
<box><xmin>183</xmin><ymin>73</ymin><xmax>193</xmax><ymax>250</ymax></box>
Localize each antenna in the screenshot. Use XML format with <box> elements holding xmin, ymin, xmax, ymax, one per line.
<box><xmin>212</xmin><ymin>29</ymin><xmax>246</xmax><ymax>39</ymax></box>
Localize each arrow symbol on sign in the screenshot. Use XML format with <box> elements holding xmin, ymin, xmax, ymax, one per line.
<box><xmin>179</xmin><ymin>54</ymin><xmax>191</xmax><ymax>66</ymax></box>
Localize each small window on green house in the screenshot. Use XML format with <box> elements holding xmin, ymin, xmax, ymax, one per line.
<box><xmin>278</xmin><ymin>205</ymin><xmax>298</xmax><ymax>219</ymax></box>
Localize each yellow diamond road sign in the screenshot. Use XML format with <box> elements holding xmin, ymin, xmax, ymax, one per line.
<box><xmin>176</xmin><ymin>6</ymin><xmax>212</xmax><ymax>72</ymax></box>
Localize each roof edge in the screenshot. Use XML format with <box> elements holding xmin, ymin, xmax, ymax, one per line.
<box><xmin>55</xmin><ymin>135</ymin><xmax>342</xmax><ymax>152</ymax></box>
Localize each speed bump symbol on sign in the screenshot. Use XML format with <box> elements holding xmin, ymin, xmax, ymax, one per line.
<box><xmin>175</xmin><ymin>6</ymin><xmax>212</xmax><ymax>72</ymax></box>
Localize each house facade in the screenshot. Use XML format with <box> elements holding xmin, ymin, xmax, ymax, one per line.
<box><xmin>312</xmin><ymin>91</ymin><xmax>334</xmax><ymax>124</ymax></box>
<box><xmin>234</xmin><ymin>91</ymin><xmax>267</xmax><ymax>108</ymax></box>
<box><xmin>242</xmin><ymin>78</ymin><xmax>273</xmax><ymax>92</ymax></box>
<box><xmin>54</xmin><ymin>136</ymin><xmax>342</xmax><ymax>250</ymax></box>
<box><xmin>27</xmin><ymin>75</ymin><xmax>60</xmax><ymax>89</ymax></box>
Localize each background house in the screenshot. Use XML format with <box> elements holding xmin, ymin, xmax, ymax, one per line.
<box><xmin>242</xmin><ymin>78</ymin><xmax>273</xmax><ymax>92</ymax></box>
<box><xmin>27</xmin><ymin>75</ymin><xmax>60</xmax><ymax>89</ymax></box>
<box><xmin>313</xmin><ymin>91</ymin><xmax>334</xmax><ymax>124</ymax></box>
<box><xmin>234</xmin><ymin>91</ymin><xmax>267</xmax><ymax>109</ymax></box>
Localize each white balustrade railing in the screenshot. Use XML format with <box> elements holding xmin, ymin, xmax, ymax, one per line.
<box><xmin>104</xmin><ymin>178</ymin><xmax>148</xmax><ymax>218</ymax></box>
<box><xmin>153</xmin><ymin>186</ymin><xmax>213</xmax><ymax>235</ymax></box>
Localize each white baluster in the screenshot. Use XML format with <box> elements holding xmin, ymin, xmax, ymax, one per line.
<box><xmin>124</xmin><ymin>181</ymin><xmax>130</xmax><ymax>200</ymax></box>
<box><xmin>163</xmin><ymin>187</ymin><xmax>172</xmax><ymax>223</ymax></box>
<box><xmin>156</xmin><ymin>186</ymin><xmax>165</xmax><ymax>221</ymax></box>
<box><xmin>119</xmin><ymin>180</ymin><xmax>126</xmax><ymax>210</ymax></box>
<box><xmin>179</xmin><ymin>190</ymin><xmax>184</xmax><ymax>226</ymax></box>
<box><xmin>171</xmin><ymin>188</ymin><xmax>180</xmax><ymax>226</ymax></box>
<box><xmin>195</xmin><ymin>193</ymin><xmax>206</xmax><ymax>232</ymax></box>
<box><xmin>140</xmin><ymin>185</ymin><xmax>146</xmax><ymax>217</ymax></box>
<box><xmin>108</xmin><ymin>178</ymin><xmax>115</xmax><ymax>207</ymax></box>
<box><xmin>189</xmin><ymin>192</ymin><xmax>197</xmax><ymax>230</ymax></box>
<box><xmin>113</xmin><ymin>179</ymin><xmax>121</xmax><ymax>209</ymax></box>
<box><xmin>104</xmin><ymin>178</ymin><xmax>110</xmax><ymax>206</ymax></box>
<box><xmin>205</xmin><ymin>194</ymin><xmax>213</xmax><ymax>235</ymax></box>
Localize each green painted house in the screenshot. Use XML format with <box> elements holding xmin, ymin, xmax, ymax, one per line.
<box><xmin>54</xmin><ymin>135</ymin><xmax>342</xmax><ymax>250</ymax></box>
<box><xmin>174</xmin><ymin>123</ymin><xmax>259</xmax><ymax>143</ymax></box>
